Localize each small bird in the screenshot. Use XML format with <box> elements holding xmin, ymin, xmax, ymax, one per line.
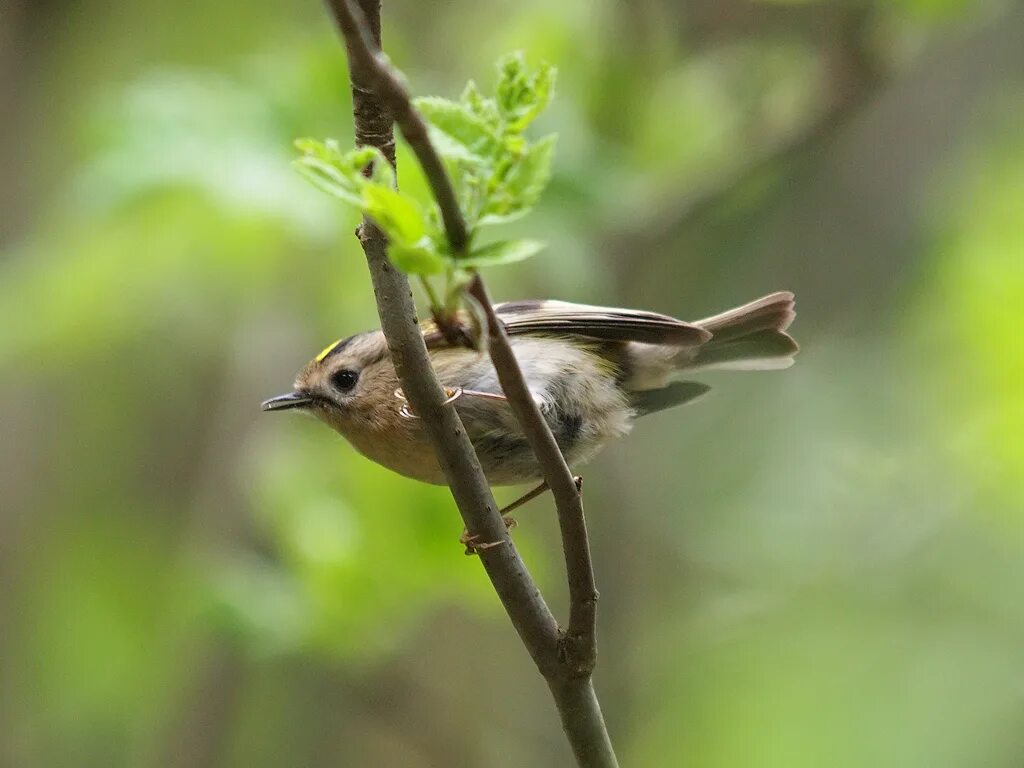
<box><xmin>262</xmin><ymin>292</ymin><xmax>797</xmax><ymax>490</ymax></box>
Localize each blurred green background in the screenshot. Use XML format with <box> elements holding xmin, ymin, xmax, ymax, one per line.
<box><xmin>2</xmin><ymin>0</ymin><xmax>1023</xmax><ymax>766</ymax></box>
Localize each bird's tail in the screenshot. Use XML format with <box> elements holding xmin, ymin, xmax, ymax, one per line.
<box><xmin>686</xmin><ymin>291</ymin><xmax>799</xmax><ymax>371</ymax></box>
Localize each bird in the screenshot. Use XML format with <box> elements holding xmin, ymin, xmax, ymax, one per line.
<box><xmin>262</xmin><ymin>291</ymin><xmax>797</xmax><ymax>497</ymax></box>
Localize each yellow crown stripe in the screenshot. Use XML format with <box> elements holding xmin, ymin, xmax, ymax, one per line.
<box><xmin>315</xmin><ymin>339</ymin><xmax>343</xmax><ymax>362</ymax></box>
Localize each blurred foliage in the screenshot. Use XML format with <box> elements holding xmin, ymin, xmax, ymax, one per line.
<box><xmin>1</xmin><ymin>0</ymin><xmax>1022</xmax><ymax>766</ymax></box>
<box><xmin>915</xmin><ymin>104</ymin><xmax>1024</xmax><ymax>506</ymax></box>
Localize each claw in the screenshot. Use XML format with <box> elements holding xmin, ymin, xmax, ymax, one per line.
<box><xmin>460</xmin><ymin>531</ymin><xmax>506</xmax><ymax>556</ymax></box>
<box><xmin>460</xmin><ymin>516</ymin><xmax>517</xmax><ymax>556</ymax></box>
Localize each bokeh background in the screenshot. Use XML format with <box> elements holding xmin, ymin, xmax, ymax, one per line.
<box><xmin>2</xmin><ymin>0</ymin><xmax>1023</xmax><ymax>765</ymax></box>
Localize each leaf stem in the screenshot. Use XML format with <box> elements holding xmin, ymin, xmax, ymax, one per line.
<box><xmin>418</xmin><ymin>274</ymin><xmax>442</xmax><ymax>314</ymax></box>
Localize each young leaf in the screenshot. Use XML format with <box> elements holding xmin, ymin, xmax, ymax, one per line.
<box><xmin>477</xmin><ymin>134</ymin><xmax>557</xmax><ymax>226</ymax></box>
<box><xmin>293</xmin><ymin>52</ymin><xmax>560</xmax><ymax>285</ymax></box>
<box><xmin>388</xmin><ymin>239</ymin><xmax>447</xmax><ymax>275</ymax></box>
<box><xmin>362</xmin><ymin>185</ymin><xmax>425</xmax><ymax>245</ymax></box>
<box><xmin>293</xmin><ymin>140</ymin><xmax>398</xmax><ymax>207</ymax></box>
<box><xmin>414</xmin><ymin>96</ymin><xmax>498</xmax><ymax>161</ymax></box>
<box><xmin>365</xmin><ymin>148</ymin><xmax>396</xmax><ymax>189</ymax></box>
<box><xmin>495</xmin><ymin>53</ymin><xmax>556</xmax><ymax>133</ymax></box>
<box><xmin>495</xmin><ymin>52</ymin><xmax>528</xmax><ymax>119</ymax></box>
<box><xmin>460</xmin><ymin>80</ymin><xmax>500</xmax><ymax>128</ymax></box>
<box><xmin>295</xmin><ymin>137</ymin><xmax>345</xmax><ymax>162</ymax></box>
<box><xmin>293</xmin><ymin>155</ymin><xmax>364</xmax><ymax>206</ymax></box>
<box><xmin>509</xmin><ymin>65</ymin><xmax>555</xmax><ymax>132</ymax></box>
<box><xmin>459</xmin><ymin>238</ymin><xmax>545</xmax><ymax>268</ymax></box>
<box><xmin>476</xmin><ymin>207</ymin><xmax>530</xmax><ymax>228</ymax></box>
<box><xmin>504</xmin><ymin>133</ymin><xmax>556</xmax><ymax>209</ymax></box>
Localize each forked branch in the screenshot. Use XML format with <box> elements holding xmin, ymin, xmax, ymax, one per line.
<box><xmin>324</xmin><ymin>0</ymin><xmax>468</xmax><ymax>254</ymax></box>
<box><xmin>322</xmin><ymin>0</ymin><xmax>617</xmax><ymax>765</ymax></box>
<box><xmin>467</xmin><ymin>275</ymin><xmax>599</xmax><ymax>675</ymax></box>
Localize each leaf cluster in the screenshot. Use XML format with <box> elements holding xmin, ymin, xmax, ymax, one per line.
<box><xmin>294</xmin><ymin>53</ymin><xmax>556</xmax><ymax>300</ymax></box>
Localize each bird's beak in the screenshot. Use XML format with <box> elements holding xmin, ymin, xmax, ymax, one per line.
<box><xmin>261</xmin><ymin>392</ymin><xmax>314</xmax><ymax>412</ymax></box>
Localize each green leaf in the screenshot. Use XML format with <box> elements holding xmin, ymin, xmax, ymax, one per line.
<box><xmin>292</xmin><ymin>156</ymin><xmax>364</xmax><ymax>206</ymax></box>
<box><xmin>460</xmin><ymin>80</ymin><xmax>500</xmax><ymax>127</ymax></box>
<box><xmin>294</xmin><ymin>137</ymin><xmax>342</xmax><ymax>160</ymax></box>
<box><xmin>364</xmin><ymin>147</ymin><xmax>396</xmax><ymax>189</ymax></box>
<box><xmin>476</xmin><ymin>208</ymin><xmax>530</xmax><ymax>228</ymax></box>
<box><xmin>388</xmin><ymin>238</ymin><xmax>447</xmax><ymax>275</ymax></box>
<box><xmin>362</xmin><ymin>185</ymin><xmax>425</xmax><ymax>245</ymax></box>
<box><xmin>511</xmin><ymin>62</ymin><xmax>556</xmax><ymax>132</ymax></box>
<box><xmin>296</xmin><ymin>139</ymin><xmax>367</xmax><ymax>175</ymax></box>
<box><xmin>414</xmin><ymin>96</ymin><xmax>498</xmax><ymax>162</ymax></box>
<box><xmin>495</xmin><ymin>53</ymin><xmax>556</xmax><ymax>133</ymax></box>
<box><xmin>293</xmin><ymin>137</ymin><xmax>327</xmax><ymax>156</ymax></box>
<box><xmin>294</xmin><ymin>53</ymin><xmax>560</xmax><ymax>276</ymax></box>
<box><xmin>506</xmin><ymin>133</ymin><xmax>556</xmax><ymax>207</ymax></box>
<box><xmin>496</xmin><ymin>52</ymin><xmax>528</xmax><ymax>116</ymax></box>
<box><xmin>292</xmin><ymin>140</ymin><xmax>397</xmax><ymax>208</ymax></box>
<box><xmin>478</xmin><ymin>134</ymin><xmax>557</xmax><ymax>226</ymax></box>
<box><xmin>459</xmin><ymin>238</ymin><xmax>545</xmax><ymax>268</ymax></box>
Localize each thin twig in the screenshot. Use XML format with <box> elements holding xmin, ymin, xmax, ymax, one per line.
<box><xmin>323</xmin><ymin>1</ymin><xmax>619</xmax><ymax>765</ymax></box>
<box><xmin>467</xmin><ymin>275</ymin><xmax>599</xmax><ymax>675</ymax></box>
<box><xmin>324</xmin><ymin>0</ymin><xmax>468</xmax><ymax>255</ymax></box>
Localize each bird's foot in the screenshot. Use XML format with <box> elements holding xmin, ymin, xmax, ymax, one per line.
<box><xmin>460</xmin><ymin>515</ymin><xmax>517</xmax><ymax>556</ymax></box>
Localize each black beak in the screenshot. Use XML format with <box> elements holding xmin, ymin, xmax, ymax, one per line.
<box><xmin>261</xmin><ymin>392</ymin><xmax>314</xmax><ymax>412</ymax></box>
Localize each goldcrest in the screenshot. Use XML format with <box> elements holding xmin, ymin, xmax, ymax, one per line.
<box><xmin>262</xmin><ymin>292</ymin><xmax>797</xmax><ymax>486</ymax></box>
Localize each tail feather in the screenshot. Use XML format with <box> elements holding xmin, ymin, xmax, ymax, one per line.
<box><xmin>630</xmin><ymin>381</ymin><xmax>710</xmax><ymax>416</ymax></box>
<box><xmin>688</xmin><ymin>292</ymin><xmax>798</xmax><ymax>372</ymax></box>
<box><xmin>696</xmin><ymin>291</ymin><xmax>795</xmax><ymax>338</ymax></box>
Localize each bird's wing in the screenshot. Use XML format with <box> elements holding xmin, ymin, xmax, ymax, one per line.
<box><xmin>492</xmin><ymin>300</ymin><xmax>711</xmax><ymax>346</ymax></box>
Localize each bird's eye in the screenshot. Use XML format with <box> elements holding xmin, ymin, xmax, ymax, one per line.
<box><xmin>331</xmin><ymin>369</ymin><xmax>359</xmax><ymax>393</ymax></box>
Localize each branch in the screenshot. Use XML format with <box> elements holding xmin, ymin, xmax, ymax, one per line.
<box><xmin>322</xmin><ymin>1</ymin><xmax>619</xmax><ymax>765</ymax></box>
<box><xmin>467</xmin><ymin>275</ymin><xmax>599</xmax><ymax>675</ymax></box>
<box><xmin>328</xmin><ymin>0</ymin><xmax>561</xmax><ymax>676</ymax></box>
<box><xmin>324</xmin><ymin>0</ymin><xmax>468</xmax><ymax>255</ymax></box>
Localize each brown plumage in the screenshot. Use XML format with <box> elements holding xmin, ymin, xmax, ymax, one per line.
<box><xmin>263</xmin><ymin>292</ymin><xmax>798</xmax><ymax>485</ymax></box>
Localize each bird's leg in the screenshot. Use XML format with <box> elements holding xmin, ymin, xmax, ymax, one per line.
<box><xmin>396</xmin><ymin>387</ymin><xmax>508</xmax><ymax>418</ymax></box>
<box><xmin>460</xmin><ymin>515</ymin><xmax>517</xmax><ymax>556</ymax></box>
<box><xmin>395</xmin><ymin>386</ymin><xmax>465</xmax><ymax>419</ymax></box>
<box><xmin>500</xmin><ymin>474</ymin><xmax>584</xmax><ymax>519</ymax></box>
<box><xmin>462</xmin><ymin>388</ymin><xmax>509</xmax><ymax>403</ymax></box>
<box><xmin>395</xmin><ymin>387</ymin><xmax>551</xmax><ymax>418</ymax></box>
<box><xmin>460</xmin><ymin>476</ymin><xmax>583</xmax><ymax>554</ymax></box>
<box><xmin>499</xmin><ymin>480</ymin><xmax>551</xmax><ymax>518</ymax></box>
